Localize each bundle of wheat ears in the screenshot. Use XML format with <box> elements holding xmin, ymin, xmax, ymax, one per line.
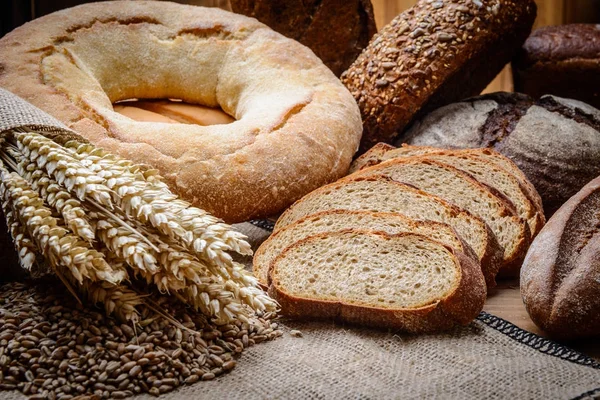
<box><xmin>0</xmin><ymin>127</ymin><xmax>277</xmax><ymax>326</ymax></box>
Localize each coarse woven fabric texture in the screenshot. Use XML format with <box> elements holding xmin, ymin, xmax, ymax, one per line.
<box><xmin>0</xmin><ymin>87</ymin><xmax>72</xmax><ymax>136</ymax></box>
<box><xmin>1</xmin><ymin>89</ymin><xmax>600</xmax><ymax>400</ymax></box>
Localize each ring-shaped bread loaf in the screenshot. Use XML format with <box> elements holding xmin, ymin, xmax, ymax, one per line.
<box><xmin>0</xmin><ymin>1</ymin><xmax>362</xmax><ymax>222</ymax></box>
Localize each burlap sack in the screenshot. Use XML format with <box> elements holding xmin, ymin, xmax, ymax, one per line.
<box><xmin>1</xmin><ymin>88</ymin><xmax>599</xmax><ymax>399</ymax></box>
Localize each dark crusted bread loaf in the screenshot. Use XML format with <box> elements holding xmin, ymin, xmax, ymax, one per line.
<box><xmin>403</xmin><ymin>92</ymin><xmax>600</xmax><ymax>216</ymax></box>
<box><xmin>341</xmin><ymin>0</ymin><xmax>536</xmax><ymax>152</ymax></box>
<box><xmin>513</xmin><ymin>24</ymin><xmax>600</xmax><ymax>109</ymax></box>
<box><xmin>269</xmin><ymin>230</ymin><xmax>486</xmax><ymax>333</ymax></box>
<box><xmin>521</xmin><ymin>175</ymin><xmax>600</xmax><ymax>339</ymax></box>
<box><xmin>230</xmin><ymin>0</ymin><xmax>377</xmax><ymax>76</ymax></box>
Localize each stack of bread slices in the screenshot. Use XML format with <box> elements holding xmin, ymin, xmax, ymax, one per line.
<box><xmin>255</xmin><ymin>144</ymin><xmax>544</xmax><ymax>333</ymax></box>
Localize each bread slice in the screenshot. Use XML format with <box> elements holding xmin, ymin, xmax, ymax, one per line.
<box><xmin>469</xmin><ymin>148</ymin><xmax>544</xmax><ymax>218</ymax></box>
<box><xmin>351</xmin><ymin>158</ymin><xmax>531</xmax><ymax>274</ymax></box>
<box><xmin>274</xmin><ymin>176</ymin><xmax>501</xmax><ymax>287</ymax></box>
<box><xmin>268</xmin><ymin>230</ymin><xmax>487</xmax><ymax>333</ymax></box>
<box><xmin>388</xmin><ymin>145</ymin><xmax>545</xmax><ymax>229</ymax></box>
<box><xmin>348</xmin><ymin>142</ymin><xmax>396</xmax><ymax>174</ymax></box>
<box><xmin>254</xmin><ymin>210</ymin><xmax>479</xmax><ymax>287</ymax></box>
<box><xmin>351</xmin><ymin>143</ymin><xmax>545</xmax><ymax>227</ymax></box>
<box><xmin>356</xmin><ymin>148</ymin><xmax>543</xmax><ymax>236</ymax></box>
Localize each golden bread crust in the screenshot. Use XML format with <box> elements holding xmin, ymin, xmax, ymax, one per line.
<box><xmin>0</xmin><ymin>1</ymin><xmax>362</xmax><ymax>222</ymax></box>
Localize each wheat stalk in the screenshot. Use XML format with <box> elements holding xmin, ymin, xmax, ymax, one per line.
<box><xmin>13</xmin><ymin>130</ymin><xmax>114</xmax><ymax>207</ymax></box>
<box><xmin>66</xmin><ymin>141</ymin><xmax>253</xmax><ymax>265</ymax></box>
<box><xmin>141</xmin><ymin>223</ymin><xmax>276</xmax><ymax>313</ymax></box>
<box><xmin>90</xmin><ymin>210</ymin><xmax>159</xmax><ymax>275</ymax></box>
<box><xmin>54</xmin><ymin>256</ymin><xmax>143</xmax><ymax>322</ymax></box>
<box><xmin>0</xmin><ymin>163</ymin><xmax>122</xmax><ymax>284</ymax></box>
<box><xmin>2</xmin><ymin>206</ymin><xmax>37</xmax><ymax>272</ymax></box>
<box><xmin>175</xmin><ymin>279</ymin><xmax>252</xmax><ymax>324</ymax></box>
<box><xmin>1</xmin><ymin>129</ymin><xmax>279</xmax><ymax>326</ymax></box>
<box><xmin>92</xmin><ymin>209</ymin><xmax>275</xmax><ymax>320</ymax></box>
<box><xmin>7</xmin><ymin>150</ymin><xmax>96</xmax><ymax>243</ymax></box>
<box><xmin>88</xmin><ymin>282</ymin><xmax>143</xmax><ymax>322</ymax></box>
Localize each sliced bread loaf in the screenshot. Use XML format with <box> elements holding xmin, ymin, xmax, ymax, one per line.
<box><xmin>354</xmin><ymin>148</ymin><xmax>543</xmax><ymax>236</ymax></box>
<box><xmin>352</xmin><ymin>158</ymin><xmax>531</xmax><ymax>275</ymax></box>
<box><xmin>254</xmin><ymin>210</ymin><xmax>478</xmax><ymax>287</ymax></box>
<box><xmin>274</xmin><ymin>176</ymin><xmax>501</xmax><ymax>287</ymax></box>
<box><xmin>268</xmin><ymin>230</ymin><xmax>487</xmax><ymax>333</ymax></box>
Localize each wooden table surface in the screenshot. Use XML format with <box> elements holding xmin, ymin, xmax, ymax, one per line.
<box><xmin>484</xmin><ymin>279</ymin><xmax>600</xmax><ymax>361</ymax></box>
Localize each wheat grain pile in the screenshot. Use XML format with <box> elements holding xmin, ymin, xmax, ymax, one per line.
<box><xmin>0</xmin><ymin>127</ymin><xmax>281</xmax><ymax>398</ymax></box>
<box><xmin>0</xmin><ymin>280</ymin><xmax>281</xmax><ymax>399</ymax></box>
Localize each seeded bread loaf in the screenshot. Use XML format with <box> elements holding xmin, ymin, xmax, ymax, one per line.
<box><xmin>254</xmin><ymin>210</ymin><xmax>478</xmax><ymax>287</ymax></box>
<box><xmin>341</xmin><ymin>0</ymin><xmax>536</xmax><ymax>152</ymax></box>
<box><xmin>269</xmin><ymin>230</ymin><xmax>487</xmax><ymax>333</ymax></box>
<box><xmin>351</xmin><ymin>158</ymin><xmax>530</xmax><ymax>275</ymax></box>
<box><xmin>403</xmin><ymin>92</ymin><xmax>600</xmax><ymax>216</ymax></box>
<box><xmin>275</xmin><ymin>176</ymin><xmax>501</xmax><ymax>287</ymax></box>
<box><xmin>350</xmin><ymin>145</ymin><xmax>544</xmax><ymax>236</ymax></box>
<box><xmin>513</xmin><ymin>24</ymin><xmax>600</xmax><ymax>109</ymax></box>
<box><xmin>230</xmin><ymin>0</ymin><xmax>377</xmax><ymax>77</ymax></box>
<box><xmin>521</xmin><ymin>175</ymin><xmax>600</xmax><ymax>339</ymax></box>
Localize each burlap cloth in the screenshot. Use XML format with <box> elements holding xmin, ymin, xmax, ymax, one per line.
<box><xmin>1</xmin><ymin>88</ymin><xmax>600</xmax><ymax>399</ymax></box>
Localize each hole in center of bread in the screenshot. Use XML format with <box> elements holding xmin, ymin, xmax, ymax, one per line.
<box><xmin>113</xmin><ymin>99</ymin><xmax>235</xmax><ymax>126</ymax></box>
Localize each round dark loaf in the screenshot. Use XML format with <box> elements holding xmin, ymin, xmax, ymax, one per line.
<box><xmin>513</xmin><ymin>24</ymin><xmax>600</xmax><ymax>109</ymax></box>
<box><xmin>520</xmin><ymin>175</ymin><xmax>600</xmax><ymax>339</ymax></box>
<box><xmin>341</xmin><ymin>0</ymin><xmax>536</xmax><ymax>153</ymax></box>
<box><xmin>402</xmin><ymin>92</ymin><xmax>600</xmax><ymax>216</ymax></box>
<box><xmin>230</xmin><ymin>0</ymin><xmax>377</xmax><ymax>77</ymax></box>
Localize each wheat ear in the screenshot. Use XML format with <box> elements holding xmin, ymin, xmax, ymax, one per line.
<box><xmin>65</xmin><ymin>141</ymin><xmax>254</xmax><ymax>281</ymax></box>
<box><xmin>6</xmin><ymin>149</ymin><xmax>96</xmax><ymax>243</ymax></box>
<box><xmin>0</xmin><ymin>163</ymin><xmax>122</xmax><ymax>284</ymax></box>
<box><xmin>55</xmin><ymin>256</ymin><xmax>143</xmax><ymax>322</ymax></box>
<box><xmin>1</xmin><ymin>206</ymin><xmax>37</xmax><ymax>272</ymax></box>
<box><xmin>13</xmin><ymin>130</ymin><xmax>114</xmax><ymax>208</ymax></box>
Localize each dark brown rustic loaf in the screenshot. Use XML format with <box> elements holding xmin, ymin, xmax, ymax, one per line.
<box><xmin>341</xmin><ymin>0</ymin><xmax>536</xmax><ymax>152</ymax></box>
<box><xmin>402</xmin><ymin>92</ymin><xmax>600</xmax><ymax>216</ymax></box>
<box><xmin>521</xmin><ymin>175</ymin><xmax>600</xmax><ymax>339</ymax></box>
<box><xmin>513</xmin><ymin>24</ymin><xmax>600</xmax><ymax>109</ymax></box>
<box><xmin>230</xmin><ymin>0</ymin><xmax>377</xmax><ymax>76</ymax></box>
